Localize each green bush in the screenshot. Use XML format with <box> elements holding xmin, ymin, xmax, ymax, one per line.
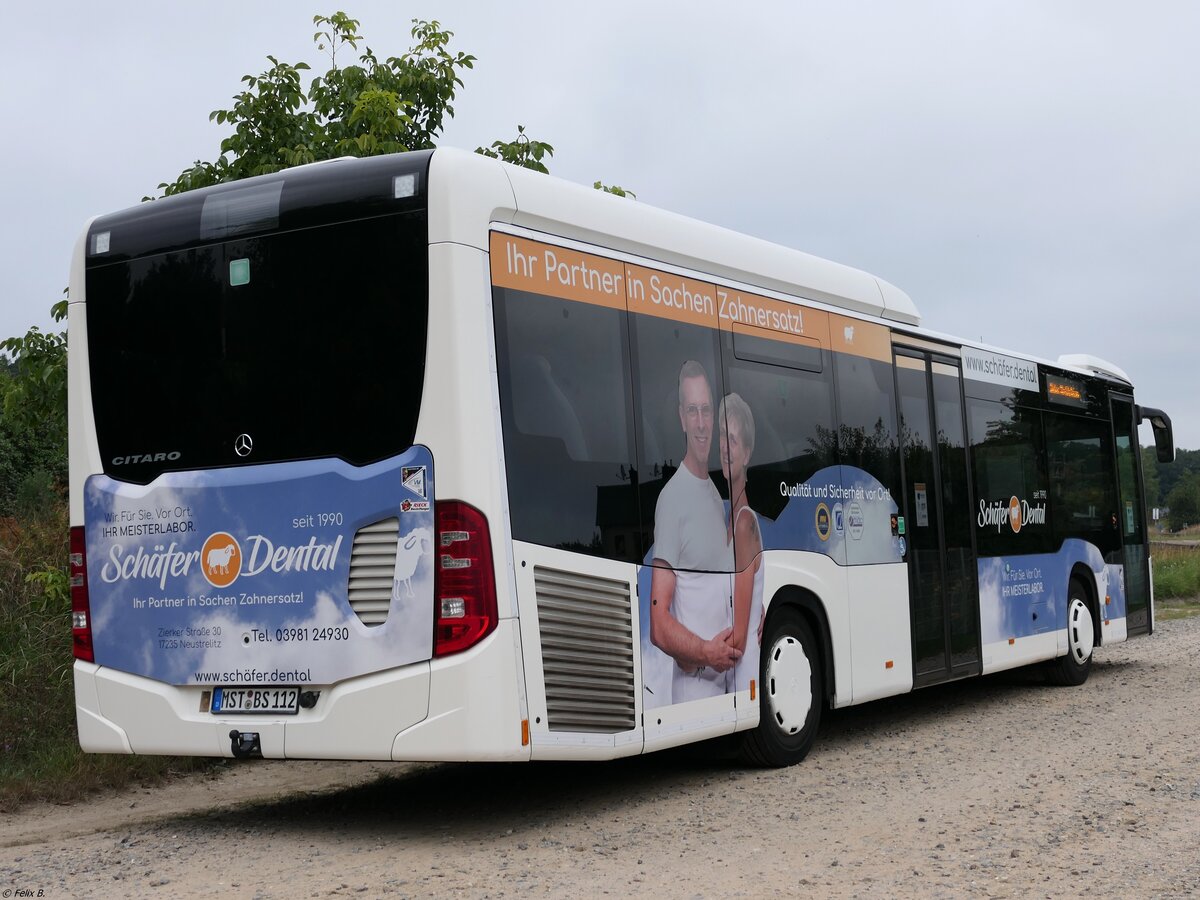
<box><xmin>0</xmin><ymin>416</ymin><xmax>66</xmax><ymax>519</ymax></box>
<box><xmin>0</xmin><ymin>501</ymin><xmax>209</xmax><ymax>810</ymax></box>
<box><xmin>14</xmin><ymin>470</ymin><xmax>59</xmax><ymax>521</ymax></box>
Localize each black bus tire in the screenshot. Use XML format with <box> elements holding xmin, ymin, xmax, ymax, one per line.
<box><xmin>740</xmin><ymin>606</ymin><xmax>823</xmax><ymax>767</ymax></box>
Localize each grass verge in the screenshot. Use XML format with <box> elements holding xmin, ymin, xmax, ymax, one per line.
<box><xmin>1151</xmin><ymin>542</ymin><xmax>1200</xmax><ymax>600</ymax></box>
<box><xmin>0</xmin><ymin>503</ymin><xmax>212</xmax><ymax>812</ymax></box>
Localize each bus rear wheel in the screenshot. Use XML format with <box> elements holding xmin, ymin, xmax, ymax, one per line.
<box><xmin>740</xmin><ymin>606</ymin><xmax>823</xmax><ymax>767</ymax></box>
<box><xmin>1047</xmin><ymin>579</ymin><xmax>1094</xmax><ymax>686</ymax></box>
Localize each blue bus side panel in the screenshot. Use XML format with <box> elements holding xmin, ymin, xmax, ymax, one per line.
<box><xmin>977</xmin><ymin>538</ymin><xmax>1125</xmax><ymax>643</ymax></box>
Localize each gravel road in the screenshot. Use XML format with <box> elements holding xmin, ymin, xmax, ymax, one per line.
<box><xmin>3</xmin><ymin>614</ymin><xmax>1198</xmax><ymax>898</ymax></box>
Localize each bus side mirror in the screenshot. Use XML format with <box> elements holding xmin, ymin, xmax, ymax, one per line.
<box><xmin>1137</xmin><ymin>406</ymin><xmax>1175</xmax><ymax>464</ymax></box>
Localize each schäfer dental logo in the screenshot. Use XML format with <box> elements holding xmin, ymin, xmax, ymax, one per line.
<box><xmin>1008</xmin><ymin>496</ymin><xmax>1023</xmax><ymax>534</ymax></box>
<box><xmin>201</xmin><ymin>532</ymin><xmax>242</xmax><ymax>588</ymax></box>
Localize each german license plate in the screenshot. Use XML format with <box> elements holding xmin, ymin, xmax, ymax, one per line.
<box><xmin>211</xmin><ymin>687</ymin><xmax>300</xmax><ymax>715</ymax></box>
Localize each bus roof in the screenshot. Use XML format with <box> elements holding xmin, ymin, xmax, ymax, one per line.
<box><xmin>432</xmin><ymin>150</ymin><xmax>1130</xmax><ymax>389</ymax></box>
<box><xmin>428</xmin><ymin>148</ymin><xmax>922</xmax><ymax>327</ymax></box>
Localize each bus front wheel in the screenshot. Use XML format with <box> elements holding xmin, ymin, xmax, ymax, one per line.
<box><xmin>740</xmin><ymin>606</ymin><xmax>823</xmax><ymax>767</ymax></box>
<box><xmin>1046</xmin><ymin>579</ymin><xmax>1094</xmax><ymax>686</ymax></box>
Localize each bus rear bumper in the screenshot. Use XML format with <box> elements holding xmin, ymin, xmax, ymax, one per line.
<box><xmin>74</xmin><ymin>620</ymin><xmax>528</xmax><ymax>761</ymax></box>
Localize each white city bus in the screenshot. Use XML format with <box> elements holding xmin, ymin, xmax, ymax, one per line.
<box><xmin>69</xmin><ymin>148</ymin><xmax>1174</xmax><ymax>766</ymax></box>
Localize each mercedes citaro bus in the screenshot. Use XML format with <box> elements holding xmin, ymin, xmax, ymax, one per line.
<box><xmin>69</xmin><ymin>148</ymin><xmax>1173</xmax><ymax>766</ymax></box>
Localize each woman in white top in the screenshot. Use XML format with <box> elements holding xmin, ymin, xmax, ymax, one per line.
<box><xmin>719</xmin><ymin>392</ymin><xmax>764</xmax><ymax>695</ymax></box>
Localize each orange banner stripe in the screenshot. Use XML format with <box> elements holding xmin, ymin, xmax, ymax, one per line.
<box><xmin>489</xmin><ymin>232</ymin><xmax>626</xmax><ymax>311</ymax></box>
<box><xmin>623</xmin><ymin>262</ymin><xmax>718</xmax><ymax>328</ymax></box>
<box><xmin>489</xmin><ymin>232</ymin><xmax>895</xmax><ymax>361</ymax></box>
<box><xmin>830</xmin><ymin>314</ymin><xmax>891</xmax><ymax>363</ymax></box>
<box><xmin>718</xmin><ymin>287</ymin><xmax>827</xmax><ymax>348</ymax></box>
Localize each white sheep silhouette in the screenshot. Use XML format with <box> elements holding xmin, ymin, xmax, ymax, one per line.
<box><xmin>394</xmin><ymin>527</ymin><xmax>432</xmax><ymax>598</ymax></box>
<box><xmin>205</xmin><ymin>544</ymin><xmax>238</xmax><ymax>576</ymax></box>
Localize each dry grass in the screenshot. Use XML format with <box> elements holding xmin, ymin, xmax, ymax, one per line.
<box><xmin>1151</xmin><ymin>522</ymin><xmax>1200</xmax><ymax>543</ymax></box>
<box><xmin>1156</xmin><ymin>599</ymin><xmax>1200</xmax><ymax>621</ymax></box>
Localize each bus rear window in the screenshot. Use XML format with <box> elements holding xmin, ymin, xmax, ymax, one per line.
<box><xmin>85</xmin><ymin>211</ymin><xmax>428</xmax><ymax>482</ymax></box>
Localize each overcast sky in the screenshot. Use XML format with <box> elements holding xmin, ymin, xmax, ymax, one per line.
<box><xmin>3</xmin><ymin>2</ymin><xmax>1195</xmax><ymax>448</ymax></box>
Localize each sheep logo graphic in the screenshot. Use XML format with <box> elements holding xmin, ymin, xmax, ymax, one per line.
<box><xmin>201</xmin><ymin>532</ymin><xmax>242</xmax><ymax>588</ymax></box>
<box><xmin>393</xmin><ymin>527</ymin><xmax>432</xmax><ymax>599</ymax></box>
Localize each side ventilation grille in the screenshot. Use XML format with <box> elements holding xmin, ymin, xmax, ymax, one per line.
<box><xmin>534</xmin><ymin>566</ymin><xmax>635</xmax><ymax>733</ymax></box>
<box><xmin>348</xmin><ymin>517</ymin><xmax>399</xmax><ymax>626</ymax></box>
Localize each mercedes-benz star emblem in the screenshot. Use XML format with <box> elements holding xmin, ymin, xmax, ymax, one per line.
<box><xmin>234</xmin><ymin>434</ymin><xmax>254</xmax><ymax>457</ymax></box>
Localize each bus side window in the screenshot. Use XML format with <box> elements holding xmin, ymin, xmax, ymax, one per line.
<box><xmin>510</xmin><ymin>353</ymin><xmax>590</xmax><ymax>460</ymax></box>
<box><xmin>967</xmin><ymin>399</ymin><xmax>1051</xmax><ymax>556</ymax></box>
<box><xmin>833</xmin><ymin>351</ymin><xmax>901</xmax><ymax>554</ymax></box>
<box><xmin>630</xmin><ymin>313</ymin><xmax>727</xmax><ymax>570</ymax></box>
<box><xmin>493</xmin><ymin>288</ymin><xmax>640</xmax><ymax>563</ymax></box>
<box><xmin>1043</xmin><ymin>410</ymin><xmax>1120</xmax><ymax>558</ymax></box>
<box><xmin>722</xmin><ymin>344</ymin><xmax>837</xmax><ymax>524</ymax></box>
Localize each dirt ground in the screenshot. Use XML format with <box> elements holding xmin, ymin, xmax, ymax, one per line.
<box><xmin>2</xmin><ymin>614</ymin><xmax>1198</xmax><ymax>899</ymax></box>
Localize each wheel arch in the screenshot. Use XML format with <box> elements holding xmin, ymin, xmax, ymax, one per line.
<box><xmin>1069</xmin><ymin>562</ymin><xmax>1103</xmax><ymax>647</ymax></box>
<box><xmin>765</xmin><ymin>584</ymin><xmax>835</xmax><ymax>706</ymax></box>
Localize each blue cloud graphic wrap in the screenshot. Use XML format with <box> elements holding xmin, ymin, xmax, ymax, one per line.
<box><xmin>637</xmin><ymin>465</ymin><xmax>900</xmax><ymax>709</ymax></box>
<box><xmin>976</xmin><ymin>539</ymin><xmax>1123</xmax><ymax>643</ymax></box>
<box><xmin>83</xmin><ymin>448</ymin><xmax>435</xmax><ymax>686</ymax></box>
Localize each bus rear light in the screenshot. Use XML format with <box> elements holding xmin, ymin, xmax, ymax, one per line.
<box><xmin>433</xmin><ymin>501</ymin><xmax>497</xmax><ymax>657</ymax></box>
<box><xmin>70</xmin><ymin>526</ymin><xmax>95</xmax><ymax>662</ymax></box>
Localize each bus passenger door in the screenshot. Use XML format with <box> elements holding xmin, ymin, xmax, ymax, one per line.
<box><xmin>1110</xmin><ymin>393</ymin><xmax>1152</xmax><ymax>635</ymax></box>
<box><xmin>894</xmin><ymin>349</ymin><xmax>981</xmax><ymax>687</ymax></box>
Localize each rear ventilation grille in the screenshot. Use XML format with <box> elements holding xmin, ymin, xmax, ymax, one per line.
<box><xmin>348</xmin><ymin>517</ymin><xmax>400</xmax><ymax>626</ymax></box>
<box><xmin>534</xmin><ymin>566</ymin><xmax>635</xmax><ymax>733</ymax></box>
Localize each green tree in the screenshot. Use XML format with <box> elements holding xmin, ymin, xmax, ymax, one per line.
<box><xmin>0</xmin><ymin>307</ymin><xmax>67</xmax><ymax>433</ymax></box>
<box><xmin>3</xmin><ymin>10</ymin><xmax>629</xmax><ymax>505</ymax></box>
<box><xmin>159</xmin><ymin>12</ymin><xmax>562</xmax><ymax>196</ymax></box>
<box><xmin>1166</xmin><ymin>474</ymin><xmax>1200</xmax><ymax>532</ymax></box>
<box><xmin>0</xmin><ymin>300</ymin><xmax>68</xmax><ymax>515</ymax></box>
<box><xmin>594</xmin><ymin>181</ymin><xmax>636</xmax><ymax>198</ymax></box>
<box><xmin>476</xmin><ymin>124</ymin><xmax>554</xmax><ymax>174</ymax></box>
<box><xmin>1157</xmin><ymin>447</ymin><xmax>1200</xmax><ymax>502</ymax></box>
